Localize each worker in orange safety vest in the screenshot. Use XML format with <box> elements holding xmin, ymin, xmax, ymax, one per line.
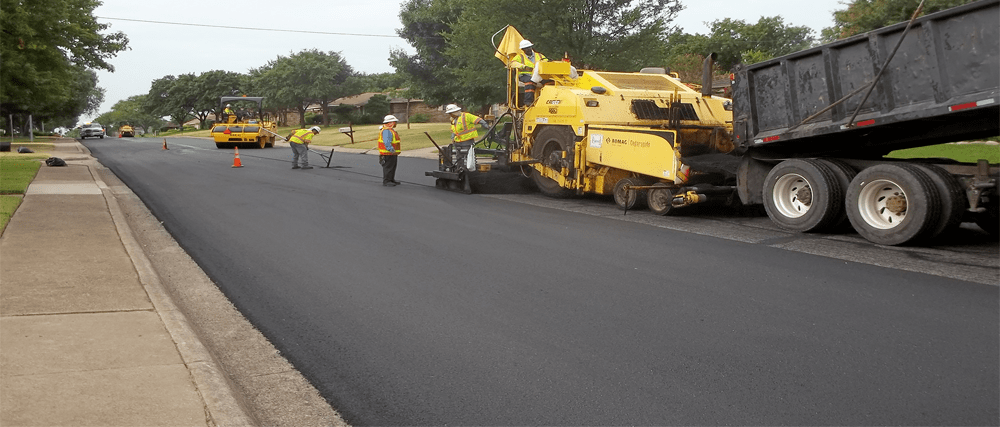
<box><xmin>378</xmin><ymin>115</ymin><xmax>401</xmax><ymax>186</ymax></box>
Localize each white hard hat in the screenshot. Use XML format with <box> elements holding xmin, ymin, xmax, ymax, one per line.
<box><xmin>383</xmin><ymin>115</ymin><xmax>398</xmax><ymax>123</ymax></box>
<box><xmin>445</xmin><ymin>104</ymin><xmax>461</xmax><ymax>114</ymax></box>
<box><xmin>519</xmin><ymin>39</ymin><xmax>534</xmax><ymax>49</ymax></box>
<box><xmin>226</xmin><ymin>104</ymin><xmax>231</xmax><ymax>107</ymax></box>
<box><xmin>310</xmin><ymin>126</ymin><xmax>321</xmax><ymax>133</ymax></box>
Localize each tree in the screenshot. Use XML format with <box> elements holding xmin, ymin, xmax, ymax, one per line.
<box><xmin>664</xmin><ymin>16</ymin><xmax>815</xmax><ymax>72</ymax></box>
<box><xmin>822</xmin><ymin>0</ymin><xmax>978</xmax><ymax>41</ymax></box>
<box><xmin>145</xmin><ymin>74</ymin><xmax>199</xmax><ymax>131</ymax></box>
<box><xmin>351</xmin><ymin>72</ymin><xmax>408</xmax><ymax>93</ymax></box>
<box><xmin>193</xmin><ymin>70</ymin><xmax>245</xmax><ymax>129</ymax></box>
<box><xmin>0</xmin><ymin>0</ymin><xmax>128</xmax><ymax>124</ymax></box>
<box><xmin>95</xmin><ymin>95</ymin><xmax>162</xmax><ymax>133</ymax></box>
<box><xmin>253</xmin><ymin>49</ymin><xmax>355</xmax><ymax>127</ymax></box>
<box><xmin>392</xmin><ymin>0</ymin><xmax>683</xmax><ymax>112</ymax></box>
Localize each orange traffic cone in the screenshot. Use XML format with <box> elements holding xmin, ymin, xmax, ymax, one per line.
<box><xmin>232</xmin><ymin>147</ymin><xmax>243</xmax><ymax>168</ymax></box>
<box><xmin>162</xmin><ymin>139</ymin><xmax>168</xmax><ymax>150</ymax></box>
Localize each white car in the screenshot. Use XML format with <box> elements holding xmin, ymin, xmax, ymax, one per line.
<box><xmin>80</xmin><ymin>123</ymin><xmax>105</xmax><ymax>139</ymax></box>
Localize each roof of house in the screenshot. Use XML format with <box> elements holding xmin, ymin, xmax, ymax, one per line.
<box><xmin>330</xmin><ymin>91</ymin><xmax>424</xmax><ymax>107</ymax></box>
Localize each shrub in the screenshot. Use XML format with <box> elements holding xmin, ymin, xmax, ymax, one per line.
<box><xmin>410</xmin><ymin>113</ymin><xmax>430</xmax><ymax>123</ymax></box>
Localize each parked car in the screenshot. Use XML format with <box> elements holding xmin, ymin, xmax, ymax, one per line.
<box><xmin>80</xmin><ymin>122</ymin><xmax>104</xmax><ymax>139</ymax></box>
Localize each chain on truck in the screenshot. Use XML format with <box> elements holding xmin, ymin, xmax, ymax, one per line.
<box><xmin>426</xmin><ymin>0</ymin><xmax>999</xmax><ymax>246</ymax></box>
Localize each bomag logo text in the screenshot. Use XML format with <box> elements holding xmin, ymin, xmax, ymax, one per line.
<box><xmin>606</xmin><ymin>137</ymin><xmax>651</xmax><ymax>148</ymax></box>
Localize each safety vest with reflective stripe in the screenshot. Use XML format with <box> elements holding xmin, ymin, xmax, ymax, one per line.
<box><xmin>378</xmin><ymin>126</ymin><xmax>400</xmax><ymax>155</ymax></box>
<box><xmin>511</xmin><ymin>51</ymin><xmax>547</xmax><ymax>79</ymax></box>
<box><xmin>450</xmin><ymin>112</ymin><xmax>482</xmax><ymax>143</ymax></box>
<box><xmin>289</xmin><ymin>128</ymin><xmax>315</xmax><ymax>144</ymax></box>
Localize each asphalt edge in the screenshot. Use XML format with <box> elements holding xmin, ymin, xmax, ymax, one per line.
<box><xmin>76</xmin><ymin>142</ymin><xmax>258</xmax><ymax>426</ymax></box>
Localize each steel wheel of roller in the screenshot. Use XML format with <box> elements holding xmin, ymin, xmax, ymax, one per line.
<box><xmin>763</xmin><ymin>159</ymin><xmax>844</xmax><ymax>232</ymax></box>
<box><xmin>845</xmin><ymin>163</ymin><xmax>941</xmax><ymax>246</ymax></box>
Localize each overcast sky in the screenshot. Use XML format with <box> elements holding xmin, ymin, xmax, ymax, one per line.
<box><xmin>83</xmin><ymin>0</ymin><xmax>846</xmax><ymax>124</ymax></box>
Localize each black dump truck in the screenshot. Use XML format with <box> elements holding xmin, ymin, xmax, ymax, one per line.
<box><xmin>729</xmin><ymin>0</ymin><xmax>998</xmax><ymax>245</ymax></box>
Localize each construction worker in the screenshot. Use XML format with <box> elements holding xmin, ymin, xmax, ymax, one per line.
<box><xmin>446</xmin><ymin>104</ymin><xmax>489</xmax><ymax>145</ymax></box>
<box><xmin>287</xmin><ymin>126</ymin><xmax>320</xmax><ymax>169</ymax></box>
<box><xmin>445</xmin><ymin>104</ymin><xmax>489</xmax><ymax>170</ymax></box>
<box><xmin>223</xmin><ymin>104</ymin><xmax>235</xmax><ymax>123</ymax></box>
<box><xmin>510</xmin><ymin>39</ymin><xmax>547</xmax><ymax>106</ymax></box>
<box><xmin>378</xmin><ymin>115</ymin><xmax>401</xmax><ymax>186</ymax></box>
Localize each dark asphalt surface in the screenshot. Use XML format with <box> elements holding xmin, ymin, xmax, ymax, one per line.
<box><xmin>84</xmin><ymin>137</ymin><xmax>999</xmax><ymax>426</ymax></box>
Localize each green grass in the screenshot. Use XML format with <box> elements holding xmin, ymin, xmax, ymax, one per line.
<box><xmin>1</xmin><ymin>195</ymin><xmax>23</xmax><ymax>233</ymax></box>
<box><xmin>0</xmin><ymin>158</ymin><xmax>42</xmax><ymax>233</ymax></box>
<box><xmin>1</xmin><ymin>158</ymin><xmax>42</xmax><ymax>193</ymax></box>
<box><xmin>1</xmin><ymin>136</ymin><xmax>59</xmax><ymax>143</ymax></box>
<box><xmin>886</xmin><ymin>142</ymin><xmax>1000</xmax><ymax>164</ymax></box>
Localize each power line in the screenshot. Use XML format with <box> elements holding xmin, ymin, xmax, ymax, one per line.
<box><xmin>96</xmin><ymin>16</ymin><xmax>402</xmax><ymax>38</ymax></box>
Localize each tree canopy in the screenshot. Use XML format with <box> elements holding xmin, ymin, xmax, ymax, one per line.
<box><xmin>392</xmin><ymin>0</ymin><xmax>683</xmax><ymax>112</ymax></box>
<box><xmin>822</xmin><ymin>0</ymin><xmax>980</xmax><ymax>41</ymax></box>
<box><xmin>1</xmin><ymin>0</ymin><xmax>128</xmax><ymax>128</ymax></box>
<box><xmin>663</xmin><ymin>16</ymin><xmax>815</xmax><ymax>73</ymax></box>
<box><xmin>252</xmin><ymin>49</ymin><xmax>355</xmax><ymax>127</ymax></box>
<box><xmin>94</xmin><ymin>95</ymin><xmax>163</xmax><ymax>133</ymax></box>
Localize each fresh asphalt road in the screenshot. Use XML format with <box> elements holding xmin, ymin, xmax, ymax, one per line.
<box><xmin>84</xmin><ymin>136</ymin><xmax>998</xmax><ymax>425</ymax></box>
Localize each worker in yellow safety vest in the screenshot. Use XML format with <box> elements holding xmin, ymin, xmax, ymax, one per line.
<box><xmin>444</xmin><ymin>104</ymin><xmax>489</xmax><ymax>170</ymax></box>
<box><xmin>287</xmin><ymin>126</ymin><xmax>320</xmax><ymax>169</ymax></box>
<box><xmin>445</xmin><ymin>104</ymin><xmax>488</xmax><ymax>145</ymax></box>
<box><xmin>223</xmin><ymin>104</ymin><xmax>235</xmax><ymax>123</ymax></box>
<box><xmin>509</xmin><ymin>39</ymin><xmax>547</xmax><ymax>106</ymax></box>
<box><xmin>378</xmin><ymin>115</ymin><xmax>401</xmax><ymax>186</ymax></box>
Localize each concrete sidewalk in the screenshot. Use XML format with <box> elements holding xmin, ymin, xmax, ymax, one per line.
<box><xmin>0</xmin><ymin>141</ymin><xmax>253</xmax><ymax>426</ymax></box>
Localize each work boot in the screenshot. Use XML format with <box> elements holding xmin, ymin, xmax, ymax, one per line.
<box><xmin>292</xmin><ymin>165</ymin><xmax>300</xmax><ymax>169</ymax></box>
<box><xmin>383</xmin><ymin>182</ymin><xmax>397</xmax><ymax>187</ymax></box>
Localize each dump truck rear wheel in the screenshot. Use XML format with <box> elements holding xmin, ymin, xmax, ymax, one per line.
<box><xmin>911</xmin><ymin>163</ymin><xmax>965</xmax><ymax>240</ymax></box>
<box><xmin>816</xmin><ymin>159</ymin><xmax>856</xmax><ymax>230</ymax></box>
<box><xmin>845</xmin><ymin>163</ymin><xmax>941</xmax><ymax>246</ymax></box>
<box><xmin>764</xmin><ymin>159</ymin><xmax>844</xmax><ymax>233</ymax></box>
<box><xmin>530</xmin><ymin>126</ymin><xmax>574</xmax><ymax>198</ymax></box>
<box><xmin>648</xmin><ymin>183</ymin><xmax>677</xmax><ymax>215</ymax></box>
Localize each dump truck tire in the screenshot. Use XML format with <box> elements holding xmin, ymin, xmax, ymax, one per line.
<box><xmin>911</xmin><ymin>163</ymin><xmax>966</xmax><ymax>240</ymax></box>
<box><xmin>845</xmin><ymin>163</ymin><xmax>941</xmax><ymax>246</ymax></box>
<box><xmin>763</xmin><ymin>159</ymin><xmax>844</xmax><ymax>233</ymax></box>
<box><xmin>816</xmin><ymin>159</ymin><xmax>857</xmax><ymax>230</ymax></box>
